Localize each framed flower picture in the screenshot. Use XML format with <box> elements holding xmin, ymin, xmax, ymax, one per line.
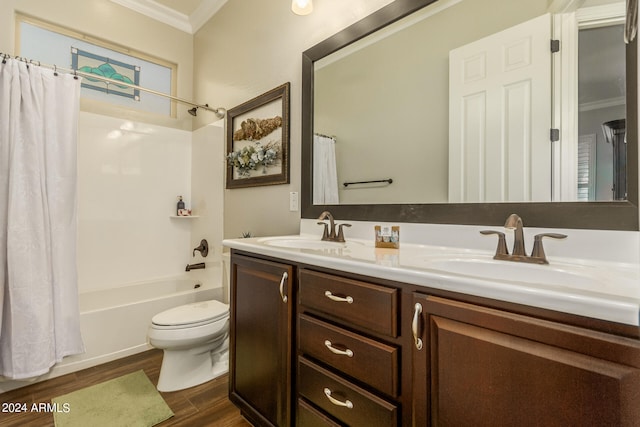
<box><xmin>226</xmin><ymin>83</ymin><xmax>290</xmax><ymax>189</ymax></box>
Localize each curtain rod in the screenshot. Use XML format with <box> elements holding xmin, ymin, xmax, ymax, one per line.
<box><xmin>0</xmin><ymin>53</ymin><xmax>225</xmax><ymax>118</ymax></box>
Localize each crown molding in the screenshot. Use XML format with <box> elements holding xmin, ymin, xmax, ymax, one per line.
<box><xmin>579</xmin><ymin>96</ymin><xmax>626</xmax><ymax>112</ymax></box>
<box><xmin>190</xmin><ymin>0</ymin><xmax>228</xmax><ymax>33</ymax></box>
<box><xmin>109</xmin><ymin>0</ymin><xmax>227</xmax><ymax>34</ymax></box>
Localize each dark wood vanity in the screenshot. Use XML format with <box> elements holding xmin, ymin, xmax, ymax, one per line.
<box><xmin>229</xmin><ymin>249</ymin><xmax>640</xmax><ymax>427</ymax></box>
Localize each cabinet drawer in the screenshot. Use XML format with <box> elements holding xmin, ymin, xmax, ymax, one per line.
<box><xmin>299</xmin><ymin>269</ymin><xmax>398</xmax><ymax>337</ymax></box>
<box><xmin>299</xmin><ymin>314</ymin><xmax>399</xmax><ymax>396</ymax></box>
<box><xmin>298</xmin><ymin>358</ymin><xmax>397</xmax><ymax>427</ymax></box>
<box><xmin>298</xmin><ymin>399</ymin><xmax>343</xmax><ymax>427</ymax></box>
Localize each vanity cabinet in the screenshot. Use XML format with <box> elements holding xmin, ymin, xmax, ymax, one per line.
<box><xmin>229</xmin><ymin>250</ymin><xmax>640</xmax><ymax>427</ymax></box>
<box><xmin>412</xmin><ymin>294</ymin><xmax>640</xmax><ymax>427</ymax></box>
<box><xmin>229</xmin><ymin>253</ymin><xmax>295</xmax><ymax>427</ymax></box>
<box><xmin>297</xmin><ymin>269</ymin><xmax>400</xmax><ymax>426</ymax></box>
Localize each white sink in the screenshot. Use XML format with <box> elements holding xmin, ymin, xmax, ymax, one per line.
<box><xmin>421</xmin><ymin>257</ymin><xmax>605</xmax><ymax>290</ymax></box>
<box><xmin>258</xmin><ymin>236</ymin><xmax>347</xmax><ymax>250</ymax></box>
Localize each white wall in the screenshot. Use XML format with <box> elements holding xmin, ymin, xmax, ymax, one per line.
<box><xmin>77</xmin><ymin>112</ymin><xmax>193</xmax><ymax>292</ymax></box>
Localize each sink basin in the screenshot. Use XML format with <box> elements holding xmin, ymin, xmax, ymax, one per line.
<box><xmin>422</xmin><ymin>257</ymin><xmax>604</xmax><ymax>289</ymax></box>
<box><xmin>258</xmin><ymin>237</ymin><xmax>347</xmax><ymax>250</ymax></box>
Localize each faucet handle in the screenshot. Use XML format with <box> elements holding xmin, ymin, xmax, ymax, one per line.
<box><xmin>531</xmin><ymin>233</ymin><xmax>567</xmax><ymax>263</ymax></box>
<box><xmin>480</xmin><ymin>230</ymin><xmax>509</xmax><ymax>257</ymax></box>
<box><xmin>336</xmin><ymin>223</ymin><xmax>352</xmax><ymax>242</ymax></box>
<box><xmin>317</xmin><ymin>222</ymin><xmax>329</xmax><ymax>240</ymax></box>
<box><xmin>192</xmin><ymin>239</ymin><xmax>209</xmax><ymax>257</ymax></box>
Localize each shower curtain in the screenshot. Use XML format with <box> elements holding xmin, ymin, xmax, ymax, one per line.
<box><xmin>313</xmin><ymin>134</ymin><xmax>339</xmax><ymax>204</ymax></box>
<box><xmin>0</xmin><ymin>57</ymin><xmax>84</xmax><ymax>379</ymax></box>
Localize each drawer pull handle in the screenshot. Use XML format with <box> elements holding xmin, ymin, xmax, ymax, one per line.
<box><xmin>324</xmin><ymin>291</ymin><xmax>353</xmax><ymax>304</ymax></box>
<box><xmin>323</xmin><ymin>388</ymin><xmax>353</xmax><ymax>409</ymax></box>
<box><xmin>279</xmin><ymin>272</ymin><xmax>288</xmax><ymax>303</ymax></box>
<box><xmin>324</xmin><ymin>340</ymin><xmax>354</xmax><ymax>357</ymax></box>
<box><xmin>412</xmin><ymin>302</ymin><xmax>423</xmax><ymax>350</ymax></box>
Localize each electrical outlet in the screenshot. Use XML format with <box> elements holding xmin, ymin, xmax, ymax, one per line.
<box><xmin>289</xmin><ymin>192</ymin><xmax>299</xmax><ymax>211</ymax></box>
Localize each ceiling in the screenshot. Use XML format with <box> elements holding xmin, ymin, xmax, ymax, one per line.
<box><xmin>109</xmin><ymin>0</ymin><xmax>227</xmax><ymax>34</ymax></box>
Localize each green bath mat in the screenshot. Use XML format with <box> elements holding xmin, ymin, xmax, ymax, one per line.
<box><xmin>52</xmin><ymin>370</ymin><xmax>174</xmax><ymax>427</ymax></box>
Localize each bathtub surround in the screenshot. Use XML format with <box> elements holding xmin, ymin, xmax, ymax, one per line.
<box><xmin>0</xmin><ymin>58</ymin><xmax>85</xmax><ymax>379</ymax></box>
<box><xmin>76</xmin><ymin>112</ymin><xmax>194</xmax><ymax>291</ymax></box>
<box><xmin>0</xmin><ymin>109</ymin><xmax>226</xmax><ymax>392</ymax></box>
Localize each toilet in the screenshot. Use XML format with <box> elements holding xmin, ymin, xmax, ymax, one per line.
<box><xmin>148</xmin><ymin>299</ymin><xmax>230</xmax><ymax>392</ymax></box>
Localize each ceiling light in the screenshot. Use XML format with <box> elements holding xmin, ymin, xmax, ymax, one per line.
<box><xmin>292</xmin><ymin>0</ymin><xmax>313</xmax><ymax>15</ymax></box>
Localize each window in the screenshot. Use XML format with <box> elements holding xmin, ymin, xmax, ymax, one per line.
<box><xmin>16</xmin><ymin>14</ymin><xmax>177</xmax><ymax>117</ymax></box>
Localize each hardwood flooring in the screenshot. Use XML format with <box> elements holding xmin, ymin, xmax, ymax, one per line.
<box><xmin>0</xmin><ymin>349</ymin><xmax>252</xmax><ymax>427</ymax></box>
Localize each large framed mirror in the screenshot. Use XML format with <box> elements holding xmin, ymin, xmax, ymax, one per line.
<box><xmin>301</xmin><ymin>0</ymin><xmax>638</xmax><ymax>229</ymax></box>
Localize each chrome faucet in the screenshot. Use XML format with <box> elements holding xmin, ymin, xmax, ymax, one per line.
<box><xmin>481</xmin><ymin>214</ymin><xmax>567</xmax><ymax>264</ymax></box>
<box><xmin>317</xmin><ymin>211</ymin><xmax>351</xmax><ymax>242</ymax></box>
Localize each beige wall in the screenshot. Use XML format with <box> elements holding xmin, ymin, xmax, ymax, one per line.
<box><xmin>193</xmin><ymin>0</ymin><xmax>393</xmax><ymax>239</ymax></box>
<box><xmin>1</xmin><ymin>0</ymin><xmax>195</xmax><ymax>130</ymax></box>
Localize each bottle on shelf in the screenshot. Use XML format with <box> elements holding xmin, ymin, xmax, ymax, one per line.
<box><xmin>177</xmin><ymin>196</ymin><xmax>185</xmax><ymax>215</ymax></box>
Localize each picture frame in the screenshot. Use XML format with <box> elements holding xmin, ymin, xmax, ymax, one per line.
<box><xmin>226</xmin><ymin>82</ymin><xmax>290</xmax><ymax>189</ymax></box>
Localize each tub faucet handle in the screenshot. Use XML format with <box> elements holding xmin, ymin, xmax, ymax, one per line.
<box><xmin>193</xmin><ymin>239</ymin><xmax>209</xmax><ymax>257</ymax></box>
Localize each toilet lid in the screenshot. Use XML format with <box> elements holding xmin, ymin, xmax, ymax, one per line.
<box><xmin>152</xmin><ymin>300</ymin><xmax>229</xmax><ymax>327</ymax></box>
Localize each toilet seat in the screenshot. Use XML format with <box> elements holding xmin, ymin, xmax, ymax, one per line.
<box><xmin>151</xmin><ymin>300</ymin><xmax>229</xmax><ymax>330</ymax></box>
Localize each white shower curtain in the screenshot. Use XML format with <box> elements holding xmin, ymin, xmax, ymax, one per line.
<box><xmin>313</xmin><ymin>134</ymin><xmax>339</xmax><ymax>204</ymax></box>
<box><xmin>0</xmin><ymin>58</ymin><xmax>84</xmax><ymax>379</ymax></box>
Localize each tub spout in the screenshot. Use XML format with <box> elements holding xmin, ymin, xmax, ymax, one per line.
<box><xmin>186</xmin><ymin>262</ymin><xmax>206</xmax><ymax>272</ymax></box>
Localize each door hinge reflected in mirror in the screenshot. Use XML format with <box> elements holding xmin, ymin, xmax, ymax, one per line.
<box><xmin>550</xmin><ymin>128</ymin><xmax>560</xmax><ymax>142</ymax></box>
<box><xmin>551</xmin><ymin>39</ymin><xmax>560</xmax><ymax>53</ymax></box>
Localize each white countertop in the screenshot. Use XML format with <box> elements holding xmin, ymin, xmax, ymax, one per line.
<box><xmin>223</xmin><ymin>230</ymin><xmax>640</xmax><ymax>326</ymax></box>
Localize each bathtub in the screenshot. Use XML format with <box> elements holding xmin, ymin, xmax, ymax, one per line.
<box><xmin>0</xmin><ymin>264</ymin><xmax>224</xmax><ymax>393</ymax></box>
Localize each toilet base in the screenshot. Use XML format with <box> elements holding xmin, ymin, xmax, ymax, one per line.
<box><xmin>156</xmin><ymin>338</ymin><xmax>229</xmax><ymax>392</ymax></box>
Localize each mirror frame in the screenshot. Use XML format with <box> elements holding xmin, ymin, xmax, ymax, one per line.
<box><xmin>301</xmin><ymin>0</ymin><xmax>638</xmax><ymax>230</ymax></box>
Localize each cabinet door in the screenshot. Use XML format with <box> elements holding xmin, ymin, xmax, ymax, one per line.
<box><xmin>230</xmin><ymin>253</ymin><xmax>294</xmax><ymax>427</ymax></box>
<box><xmin>412</xmin><ymin>294</ymin><xmax>640</xmax><ymax>427</ymax></box>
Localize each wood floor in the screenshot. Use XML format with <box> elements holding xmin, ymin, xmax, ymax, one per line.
<box><xmin>0</xmin><ymin>349</ymin><xmax>252</xmax><ymax>427</ymax></box>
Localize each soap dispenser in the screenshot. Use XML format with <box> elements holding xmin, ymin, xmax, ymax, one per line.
<box><xmin>176</xmin><ymin>196</ymin><xmax>185</xmax><ymax>215</ymax></box>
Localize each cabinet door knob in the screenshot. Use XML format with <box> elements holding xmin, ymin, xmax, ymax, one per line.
<box><xmin>279</xmin><ymin>272</ymin><xmax>288</xmax><ymax>303</ymax></box>
<box><xmin>324</xmin><ymin>340</ymin><xmax>354</xmax><ymax>357</ymax></box>
<box><xmin>324</xmin><ymin>290</ymin><xmax>353</xmax><ymax>304</ymax></box>
<box><xmin>323</xmin><ymin>388</ymin><xmax>354</xmax><ymax>409</ymax></box>
<box><xmin>412</xmin><ymin>303</ymin><xmax>423</xmax><ymax>350</ymax></box>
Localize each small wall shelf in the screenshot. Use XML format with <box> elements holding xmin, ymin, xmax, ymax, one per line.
<box><xmin>169</xmin><ymin>215</ymin><xmax>201</xmax><ymax>219</ymax></box>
